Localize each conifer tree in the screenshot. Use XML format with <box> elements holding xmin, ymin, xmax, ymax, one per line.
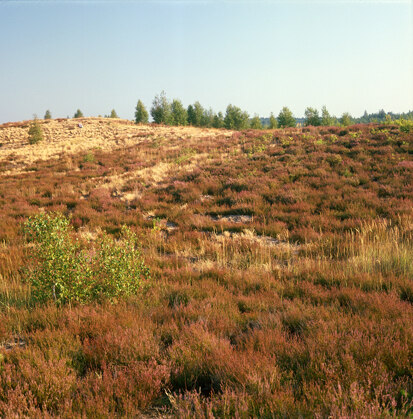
<box><xmin>171</xmin><ymin>99</ymin><xmax>188</xmax><ymax>126</ymax></box>
<box><xmin>28</xmin><ymin>118</ymin><xmax>44</xmax><ymax>144</ymax></box>
<box><xmin>135</xmin><ymin>100</ymin><xmax>149</xmax><ymax>124</ymax></box>
<box><xmin>277</xmin><ymin>107</ymin><xmax>296</xmax><ymax>128</ymax></box>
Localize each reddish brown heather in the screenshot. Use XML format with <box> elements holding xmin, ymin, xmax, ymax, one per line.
<box><xmin>0</xmin><ymin>119</ymin><xmax>412</xmax><ymax>416</ymax></box>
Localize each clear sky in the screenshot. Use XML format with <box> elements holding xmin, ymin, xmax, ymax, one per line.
<box><xmin>0</xmin><ymin>0</ymin><xmax>412</xmax><ymax>123</ymax></box>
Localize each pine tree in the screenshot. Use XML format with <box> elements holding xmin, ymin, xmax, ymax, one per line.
<box><xmin>28</xmin><ymin>118</ymin><xmax>44</xmax><ymax>144</ymax></box>
<box><xmin>277</xmin><ymin>107</ymin><xmax>296</xmax><ymax>128</ymax></box>
<box><xmin>187</xmin><ymin>105</ymin><xmax>194</xmax><ymax>126</ymax></box>
<box><xmin>135</xmin><ymin>100</ymin><xmax>149</xmax><ymax>124</ymax></box>
<box><xmin>74</xmin><ymin>109</ymin><xmax>84</xmax><ymax>118</ymax></box>
<box><xmin>110</xmin><ymin>109</ymin><xmax>118</xmax><ymax>118</ymax></box>
<box><xmin>171</xmin><ymin>99</ymin><xmax>188</xmax><ymax>126</ymax></box>
<box><xmin>44</xmin><ymin>110</ymin><xmax>52</xmax><ymax>120</ymax></box>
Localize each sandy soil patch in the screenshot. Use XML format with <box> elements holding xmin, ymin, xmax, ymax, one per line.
<box><xmin>214</xmin><ymin>229</ymin><xmax>301</xmax><ymax>251</ymax></box>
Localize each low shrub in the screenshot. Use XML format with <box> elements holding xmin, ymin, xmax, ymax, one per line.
<box><xmin>23</xmin><ymin>212</ymin><xmax>150</xmax><ymax>304</ymax></box>
<box><xmin>395</xmin><ymin>118</ymin><xmax>413</xmax><ymax>133</ymax></box>
<box><xmin>28</xmin><ymin>120</ymin><xmax>43</xmax><ymax>144</ymax></box>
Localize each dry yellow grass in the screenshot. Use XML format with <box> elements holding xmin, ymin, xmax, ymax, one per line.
<box><xmin>0</xmin><ymin>118</ymin><xmax>232</xmax><ymax>175</ymax></box>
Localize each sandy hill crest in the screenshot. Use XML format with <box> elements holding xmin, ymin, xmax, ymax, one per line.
<box><xmin>0</xmin><ymin>118</ymin><xmax>231</xmax><ymax>175</ymax></box>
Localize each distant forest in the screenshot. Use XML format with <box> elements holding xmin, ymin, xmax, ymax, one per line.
<box><xmin>261</xmin><ymin>109</ymin><xmax>413</xmax><ymax>128</ymax></box>
<box><xmin>131</xmin><ymin>92</ymin><xmax>413</xmax><ymax>131</ymax></box>
<box><xmin>55</xmin><ymin>91</ymin><xmax>413</xmax><ymax>130</ymax></box>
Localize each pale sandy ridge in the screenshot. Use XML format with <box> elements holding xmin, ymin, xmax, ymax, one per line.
<box><xmin>0</xmin><ymin>117</ymin><xmax>232</xmax><ymax>175</ymax></box>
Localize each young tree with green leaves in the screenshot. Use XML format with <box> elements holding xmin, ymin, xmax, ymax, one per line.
<box><xmin>151</xmin><ymin>91</ymin><xmax>172</xmax><ymax>125</ymax></box>
<box><xmin>340</xmin><ymin>112</ymin><xmax>353</xmax><ymax>127</ymax></box>
<box><xmin>187</xmin><ymin>105</ymin><xmax>195</xmax><ymax>126</ymax></box>
<box><xmin>321</xmin><ymin>106</ymin><xmax>334</xmax><ymax>126</ymax></box>
<box><xmin>384</xmin><ymin>113</ymin><xmax>392</xmax><ymax>124</ymax></box>
<box><xmin>28</xmin><ymin>118</ymin><xmax>44</xmax><ymax>144</ymax></box>
<box><xmin>201</xmin><ymin>108</ymin><xmax>214</xmax><ymax>127</ymax></box>
<box><xmin>44</xmin><ymin>110</ymin><xmax>51</xmax><ymax>120</ymax></box>
<box><xmin>74</xmin><ymin>109</ymin><xmax>84</xmax><ymax>118</ymax></box>
<box><xmin>212</xmin><ymin>112</ymin><xmax>224</xmax><ymax>128</ymax></box>
<box><xmin>277</xmin><ymin>107</ymin><xmax>296</xmax><ymax>128</ymax></box>
<box><xmin>268</xmin><ymin>112</ymin><xmax>278</xmax><ymax>129</ymax></box>
<box><xmin>304</xmin><ymin>107</ymin><xmax>321</xmax><ymax>126</ymax></box>
<box><xmin>187</xmin><ymin>101</ymin><xmax>204</xmax><ymax>126</ymax></box>
<box><xmin>135</xmin><ymin>100</ymin><xmax>149</xmax><ymax>124</ymax></box>
<box><xmin>23</xmin><ymin>212</ymin><xmax>150</xmax><ymax>305</ymax></box>
<box><xmin>224</xmin><ymin>104</ymin><xmax>250</xmax><ymax>130</ymax></box>
<box><xmin>250</xmin><ymin>114</ymin><xmax>263</xmax><ymax>129</ymax></box>
<box><xmin>110</xmin><ymin>109</ymin><xmax>118</xmax><ymax>118</ymax></box>
<box><xmin>171</xmin><ymin>99</ymin><xmax>188</xmax><ymax>126</ymax></box>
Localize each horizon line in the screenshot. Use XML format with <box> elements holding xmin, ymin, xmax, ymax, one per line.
<box><xmin>1</xmin><ymin>0</ymin><xmax>411</xmax><ymax>4</ymax></box>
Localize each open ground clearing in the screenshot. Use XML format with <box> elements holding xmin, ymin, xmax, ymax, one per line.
<box><xmin>0</xmin><ymin>118</ymin><xmax>412</xmax><ymax>417</ymax></box>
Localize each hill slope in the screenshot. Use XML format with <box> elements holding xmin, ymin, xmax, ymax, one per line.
<box><xmin>0</xmin><ymin>117</ymin><xmax>231</xmax><ymax>175</ymax></box>
<box><xmin>0</xmin><ymin>119</ymin><xmax>412</xmax><ymax>416</ymax></box>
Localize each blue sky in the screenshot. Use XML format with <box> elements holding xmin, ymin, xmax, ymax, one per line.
<box><xmin>0</xmin><ymin>0</ymin><xmax>412</xmax><ymax>122</ymax></box>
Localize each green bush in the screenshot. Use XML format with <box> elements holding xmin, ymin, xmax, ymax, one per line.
<box><xmin>28</xmin><ymin>120</ymin><xmax>44</xmax><ymax>144</ymax></box>
<box><xmin>23</xmin><ymin>212</ymin><xmax>150</xmax><ymax>305</ymax></box>
<box><xmin>83</xmin><ymin>152</ymin><xmax>95</xmax><ymax>163</ymax></box>
<box><xmin>395</xmin><ymin>118</ymin><xmax>413</xmax><ymax>133</ymax></box>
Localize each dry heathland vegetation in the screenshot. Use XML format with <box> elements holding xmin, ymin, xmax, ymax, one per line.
<box><xmin>0</xmin><ymin>117</ymin><xmax>412</xmax><ymax>417</ymax></box>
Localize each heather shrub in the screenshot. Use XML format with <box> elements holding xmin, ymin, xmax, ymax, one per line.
<box><xmin>75</xmin><ymin>360</ymin><xmax>170</xmax><ymax>415</ymax></box>
<box><xmin>23</xmin><ymin>212</ymin><xmax>150</xmax><ymax>304</ymax></box>
<box><xmin>167</xmin><ymin>289</ymin><xmax>190</xmax><ymax>308</ymax></box>
<box><xmin>0</xmin><ymin>348</ymin><xmax>76</xmax><ymax>416</ymax></box>
<box><xmin>169</xmin><ymin>326</ymin><xmax>245</xmax><ymax>395</ymax></box>
<box><xmin>0</xmin><ymin>119</ymin><xmax>412</xmax><ymax>416</ymax></box>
